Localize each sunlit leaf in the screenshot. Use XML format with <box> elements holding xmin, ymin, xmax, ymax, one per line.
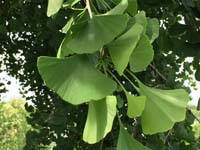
<box><xmin>130</xmin><ymin>35</ymin><xmax>154</xmax><ymax>72</ymax></box>
<box><xmin>83</xmin><ymin>96</ymin><xmax>117</xmax><ymax>144</ymax></box>
<box><xmin>109</xmin><ymin>23</ymin><xmax>143</xmax><ymax>75</ymax></box>
<box><xmin>106</xmin><ymin>0</ymin><xmax>128</xmax><ymax>15</ymax></box>
<box><xmin>37</xmin><ymin>55</ymin><xmax>116</xmax><ymax>105</ymax></box>
<box><xmin>67</xmin><ymin>15</ymin><xmax>128</xmax><ymax>53</ymax></box>
<box><xmin>126</xmin><ymin>92</ymin><xmax>146</xmax><ymax>118</ymax></box>
<box><xmin>117</xmin><ymin>121</ymin><xmax>151</xmax><ymax>150</ymax></box>
<box><xmin>47</xmin><ymin>0</ymin><xmax>63</xmax><ymax>17</ymax></box>
<box><xmin>139</xmin><ymin>82</ymin><xmax>189</xmax><ymax>134</ymax></box>
<box><xmin>146</xmin><ymin>18</ymin><xmax>159</xmax><ymax>43</ymax></box>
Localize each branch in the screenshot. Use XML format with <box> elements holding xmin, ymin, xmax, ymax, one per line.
<box><xmin>164</xmin><ymin>129</ymin><xmax>173</xmax><ymax>144</ymax></box>
<box><xmin>85</xmin><ymin>0</ymin><xmax>93</xmax><ymax>19</ymax></box>
<box><xmin>187</xmin><ymin>108</ymin><xmax>200</xmax><ymax>123</ymax></box>
<box><xmin>149</xmin><ymin>64</ymin><xmax>167</xmax><ymax>81</ymax></box>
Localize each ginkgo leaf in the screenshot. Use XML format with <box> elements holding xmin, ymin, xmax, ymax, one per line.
<box><xmin>109</xmin><ymin>23</ymin><xmax>143</xmax><ymax>75</ymax></box>
<box><xmin>126</xmin><ymin>92</ymin><xmax>146</xmax><ymax>118</ymax></box>
<box><xmin>127</xmin><ymin>0</ymin><xmax>137</xmax><ymax>16</ymax></box>
<box><xmin>106</xmin><ymin>0</ymin><xmax>128</xmax><ymax>15</ymax></box>
<box><xmin>117</xmin><ymin>121</ymin><xmax>151</xmax><ymax>150</ymax></box>
<box><xmin>37</xmin><ymin>55</ymin><xmax>116</xmax><ymax>105</ymax></box>
<box><xmin>130</xmin><ymin>35</ymin><xmax>154</xmax><ymax>72</ymax></box>
<box><xmin>63</xmin><ymin>0</ymin><xmax>80</xmax><ymax>8</ymax></box>
<box><xmin>139</xmin><ymin>82</ymin><xmax>189</xmax><ymax>134</ymax></box>
<box><xmin>56</xmin><ymin>43</ymin><xmax>64</xmax><ymax>58</ymax></box>
<box><xmin>67</xmin><ymin>15</ymin><xmax>128</xmax><ymax>53</ymax></box>
<box><xmin>60</xmin><ymin>33</ymin><xmax>74</xmax><ymax>56</ymax></box>
<box><xmin>146</xmin><ymin>18</ymin><xmax>159</xmax><ymax>43</ymax></box>
<box><xmin>83</xmin><ymin>96</ymin><xmax>117</xmax><ymax>144</ymax></box>
<box><xmin>135</xmin><ymin>11</ymin><xmax>147</xmax><ymax>33</ymax></box>
<box><xmin>47</xmin><ymin>0</ymin><xmax>63</xmax><ymax>17</ymax></box>
<box><xmin>61</xmin><ymin>17</ymin><xmax>74</xmax><ymax>34</ymax></box>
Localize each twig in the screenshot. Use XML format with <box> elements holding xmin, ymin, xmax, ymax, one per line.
<box><xmin>85</xmin><ymin>0</ymin><xmax>93</xmax><ymax>19</ymax></box>
<box><xmin>149</xmin><ymin>64</ymin><xmax>167</xmax><ymax>81</ymax></box>
<box><xmin>187</xmin><ymin>108</ymin><xmax>200</xmax><ymax>123</ymax></box>
<box><xmin>164</xmin><ymin>129</ymin><xmax>173</xmax><ymax>144</ymax></box>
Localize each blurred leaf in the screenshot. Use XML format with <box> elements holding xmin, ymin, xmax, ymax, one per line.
<box><xmin>63</xmin><ymin>0</ymin><xmax>80</xmax><ymax>8</ymax></box>
<box><xmin>117</xmin><ymin>121</ymin><xmax>151</xmax><ymax>150</ymax></box>
<box><xmin>61</xmin><ymin>17</ymin><xmax>74</xmax><ymax>34</ymax></box>
<box><xmin>47</xmin><ymin>0</ymin><xmax>63</xmax><ymax>17</ymax></box>
<box><xmin>106</xmin><ymin>0</ymin><xmax>128</xmax><ymax>15</ymax></box>
<box><xmin>127</xmin><ymin>0</ymin><xmax>137</xmax><ymax>16</ymax></box>
<box><xmin>146</xmin><ymin>18</ymin><xmax>159</xmax><ymax>43</ymax></box>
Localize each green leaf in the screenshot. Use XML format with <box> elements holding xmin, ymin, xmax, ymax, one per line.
<box><xmin>146</xmin><ymin>18</ymin><xmax>159</xmax><ymax>43</ymax></box>
<box><xmin>117</xmin><ymin>121</ymin><xmax>151</xmax><ymax>150</ymax></box>
<box><xmin>60</xmin><ymin>33</ymin><xmax>74</xmax><ymax>56</ymax></box>
<box><xmin>37</xmin><ymin>55</ymin><xmax>116</xmax><ymax>105</ymax></box>
<box><xmin>109</xmin><ymin>23</ymin><xmax>143</xmax><ymax>75</ymax></box>
<box><xmin>126</xmin><ymin>92</ymin><xmax>146</xmax><ymax>118</ymax></box>
<box><xmin>47</xmin><ymin>0</ymin><xmax>63</xmax><ymax>17</ymax></box>
<box><xmin>135</xmin><ymin>11</ymin><xmax>147</xmax><ymax>33</ymax></box>
<box><xmin>67</xmin><ymin>15</ymin><xmax>128</xmax><ymax>53</ymax></box>
<box><xmin>139</xmin><ymin>82</ymin><xmax>189</xmax><ymax>134</ymax></box>
<box><xmin>63</xmin><ymin>0</ymin><xmax>80</xmax><ymax>8</ymax></box>
<box><xmin>130</xmin><ymin>35</ymin><xmax>154</xmax><ymax>72</ymax></box>
<box><xmin>56</xmin><ymin>43</ymin><xmax>63</xmax><ymax>58</ymax></box>
<box><xmin>61</xmin><ymin>17</ymin><xmax>74</xmax><ymax>34</ymax></box>
<box><xmin>83</xmin><ymin>96</ymin><xmax>117</xmax><ymax>144</ymax></box>
<box><xmin>127</xmin><ymin>0</ymin><xmax>137</xmax><ymax>16</ymax></box>
<box><xmin>106</xmin><ymin>0</ymin><xmax>128</xmax><ymax>15</ymax></box>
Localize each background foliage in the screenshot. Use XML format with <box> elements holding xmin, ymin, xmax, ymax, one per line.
<box><xmin>0</xmin><ymin>0</ymin><xmax>200</xmax><ymax>149</ymax></box>
<box><xmin>0</xmin><ymin>99</ymin><xmax>30</xmax><ymax>150</ymax></box>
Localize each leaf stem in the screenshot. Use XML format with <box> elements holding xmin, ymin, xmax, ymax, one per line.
<box><xmin>122</xmin><ymin>74</ymin><xmax>139</xmax><ymax>92</ymax></box>
<box><xmin>125</xmin><ymin>69</ymin><xmax>140</xmax><ymax>84</ymax></box>
<box><xmin>85</xmin><ymin>0</ymin><xmax>93</xmax><ymax>19</ymax></box>
<box><xmin>102</xmin><ymin>63</ymin><xmax>108</xmax><ymax>77</ymax></box>
<box><xmin>107</xmin><ymin>69</ymin><xmax>126</xmax><ymax>92</ymax></box>
<box><xmin>149</xmin><ymin>64</ymin><xmax>167</xmax><ymax>81</ymax></box>
<box><xmin>187</xmin><ymin>108</ymin><xmax>200</xmax><ymax>123</ymax></box>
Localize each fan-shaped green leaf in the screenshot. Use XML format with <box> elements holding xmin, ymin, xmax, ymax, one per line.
<box><xmin>127</xmin><ymin>0</ymin><xmax>137</xmax><ymax>16</ymax></box>
<box><xmin>117</xmin><ymin>121</ymin><xmax>151</xmax><ymax>150</ymax></box>
<box><xmin>47</xmin><ymin>0</ymin><xmax>63</xmax><ymax>17</ymax></box>
<box><xmin>61</xmin><ymin>17</ymin><xmax>74</xmax><ymax>34</ymax></box>
<box><xmin>67</xmin><ymin>15</ymin><xmax>128</xmax><ymax>53</ymax></box>
<box><xmin>109</xmin><ymin>23</ymin><xmax>143</xmax><ymax>75</ymax></box>
<box><xmin>130</xmin><ymin>35</ymin><xmax>154</xmax><ymax>72</ymax></box>
<box><xmin>126</xmin><ymin>92</ymin><xmax>146</xmax><ymax>118</ymax></box>
<box><xmin>146</xmin><ymin>18</ymin><xmax>159</xmax><ymax>43</ymax></box>
<box><xmin>139</xmin><ymin>82</ymin><xmax>189</xmax><ymax>134</ymax></box>
<box><xmin>135</xmin><ymin>11</ymin><xmax>147</xmax><ymax>33</ymax></box>
<box><xmin>37</xmin><ymin>55</ymin><xmax>116</xmax><ymax>105</ymax></box>
<box><xmin>63</xmin><ymin>0</ymin><xmax>80</xmax><ymax>8</ymax></box>
<box><xmin>60</xmin><ymin>33</ymin><xmax>74</xmax><ymax>56</ymax></box>
<box><xmin>106</xmin><ymin>0</ymin><xmax>128</xmax><ymax>15</ymax></box>
<box><xmin>83</xmin><ymin>96</ymin><xmax>117</xmax><ymax>144</ymax></box>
